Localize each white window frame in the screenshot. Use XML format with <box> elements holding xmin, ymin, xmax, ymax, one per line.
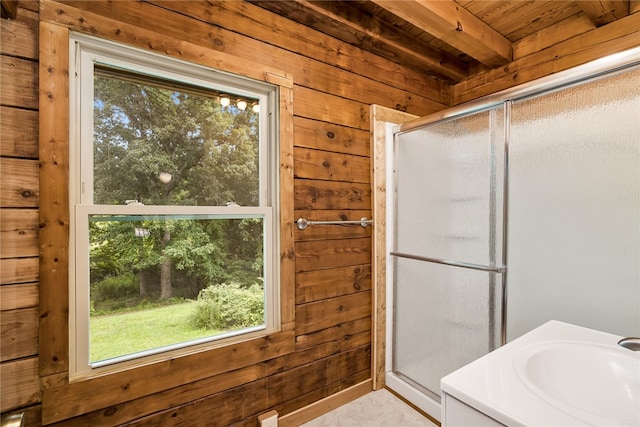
<box><xmin>69</xmin><ymin>33</ymin><xmax>280</xmax><ymax>380</ymax></box>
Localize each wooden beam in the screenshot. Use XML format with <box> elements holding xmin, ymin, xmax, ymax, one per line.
<box><xmin>252</xmin><ymin>0</ymin><xmax>467</xmax><ymax>82</ymax></box>
<box><xmin>452</xmin><ymin>11</ymin><xmax>640</xmax><ymax>104</ymax></box>
<box><xmin>371</xmin><ymin>0</ymin><xmax>512</xmax><ymax>67</ymax></box>
<box><xmin>39</xmin><ymin>20</ymin><xmax>71</xmax><ymax>377</ymax></box>
<box><xmin>1</xmin><ymin>0</ymin><xmax>17</xmax><ymax>19</ymax></box>
<box><xmin>578</xmin><ymin>0</ymin><xmax>630</xmax><ymax>26</ymax></box>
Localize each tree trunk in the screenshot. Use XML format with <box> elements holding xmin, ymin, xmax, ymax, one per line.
<box><xmin>139</xmin><ymin>268</ymin><xmax>148</xmax><ymax>298</ymax></box>
<box><xmin>160</xmin><ymin>228</ymin><xmax>172</xmax><ymax>299</ymax></box>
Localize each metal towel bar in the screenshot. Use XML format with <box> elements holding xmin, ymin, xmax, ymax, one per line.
<box><xmin>295</xmin><ymin>217</ymin><xmax>372</xmax><ymax>230</ymax></box>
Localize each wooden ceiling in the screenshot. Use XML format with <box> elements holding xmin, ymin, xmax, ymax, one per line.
<box><xmin>251</xmin><ymin>0</ymin><xmax>635</xmax><ymax>83</ymax></box>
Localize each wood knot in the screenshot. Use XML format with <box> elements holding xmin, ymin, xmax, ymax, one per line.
<box><xmin>326</xmin><ymin>131</ymin><xmax>335</xmax><ymax>139</ymax></box>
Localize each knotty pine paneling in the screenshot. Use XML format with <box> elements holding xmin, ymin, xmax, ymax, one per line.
<box><xmin>47</xmin><ymin>331</ymin><xmax>369</xmax><ymax>427</ymax></box>
<box><xmin>513</xmin><ymin>12</ymin><xmax>596</xmax><ymax>60</ymax></box>
<box><xmin>0</xmin><ymin>4</ymin><xmax>38</xmax><ymax>58</ymax></box>
<box><xmin>296</xmin><ymin>317</ymin><xmax>371</xmax><ymax>351</ymax></box>
<box><xmin>0</xmin><ymin>356</ymin><xmax>40</xmax><ymax>413</ymax></box>
<box><xmin>294</xmin><ymin>238</ymin><xmax>371</xmax><ymax>273</ymax></box>
<box><xmin>0</xmin><ymin>159</ymin><xmax>39</xmax><ymax>208</ymax></box>
<box><xmin>1</xmin><ymin>307</ymin><xmax>38</xmax><ymax>362</ymax></box>
<box><xmin>294</xmin><ymin>147</ymin><xmax>370</xmax><ymax>184</ymax></box>
<box><xmin>294</xmin><ymin>180</ymin><xmax>371</xmax><ymax>211</ymax></box>
<box><xmin>0</xmin><ymin>106</ymin><xmax>39</xmax><ymax>158</ymax></box>
<box><xmin>46</xmin><ymin>0</ymin><xmax>447</xmax><ymax>115</ymax></box>
<box><xmin>0</xmin><ymin>258</ymin><xmax>38</xmax><ymax>286</ymax></box>
<box><xmin>294</xmin><ymin>86</ymin><xmax>369</xmax><ymax>130</ymax></box>
<box><xmin>0</xmin><ymin>209</ymin><xmax>39</xmax><ymax>258</ymax></box>
<box><xmin>147</xmin><ymin>0</ymin><xmax>450</xmax><ymax>108</ymax></box>
<box><xmin>0</xmin><ymin>0</ymin><xmax>42</xmax><ymax>420</ymax></box>
<box><xmin>41</xmin><ymin>330</ymin><xmax>295</xmax><ymax>424</ymax></box>
<box><xmin>0</xmin><ymin>55</ymin><xmax>38</xmax><ymax>109</ymax></box>
<box><xmin>296</xmin><ymin>264</ymin><xmax>372</xmax><ymax>304</ymax></box>
<box><xmin>295</xmin><ymin>292</ymin><xmax>372</xmax><ymax>336</ymax></box>
<box><xmin>294</xmin><ymin>117</ymin><xmax>370</xmax><ymax>157</ymax></box>
<box><xmin>123</xmin><ymin>346</ymin><xmax>370</xmax><ymax>427</ymax></box>
<box><xmin>0</xmin><ymin>283</ymin><xmax>38</xmax><ymax>309</ymax></box>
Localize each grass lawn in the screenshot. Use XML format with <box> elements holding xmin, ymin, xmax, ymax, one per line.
<box><xmin>90</xmin><ymin>301</ymin><xmax>218</xmax><ymax>362</ymax></box>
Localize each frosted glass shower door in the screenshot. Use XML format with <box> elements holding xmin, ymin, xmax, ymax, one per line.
<box><xmin>507</xmin><ymin>68</ymin><xmax>640</xmax><ymax>340</ymax></box>
<box><xmin>391</xmin><ymin>108</ymin><xmax>504</xmax><ymax>401</ymax></box>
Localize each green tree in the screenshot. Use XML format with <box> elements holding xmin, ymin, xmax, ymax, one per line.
<box><xmin>91</xmin><ymin>69</ymin><xmax>263</xmax><ymax>303</ymax></box>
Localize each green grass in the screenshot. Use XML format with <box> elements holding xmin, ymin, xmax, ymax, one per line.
<box><xmin>90</xmin><ymin>301</ymin><xmax>218</xmax><ymax>362</ymax></box>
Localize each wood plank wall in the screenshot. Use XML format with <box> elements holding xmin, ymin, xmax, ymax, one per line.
<box><xmin>1</xmin><ymin>0</ymin><xmax>42</xmax><ymax>425</ymax></box>
<box><xmin>2</xmin><ymin>1</ymin><xmax>446</xmax><ymax>425</ymax></box>
<box><xmin>1</xmin><ymin>0</ymin><xmax>638</xmax><ymax>425</ymax></box>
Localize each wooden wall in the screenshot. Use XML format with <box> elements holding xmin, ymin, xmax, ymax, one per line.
<box><xmin>1</xmin><ymin>0</ymin><xmax>638</xmax><ymax>426</ymax></box>
<box><xmin>2</xmin><ymin>1</ymin><xmax>447</xmax><ymax>425</ymax></box>
<box><xmin>1</xmin><ymin>0</ymin><xmax>42</xmax><ymax>425</ymax></box>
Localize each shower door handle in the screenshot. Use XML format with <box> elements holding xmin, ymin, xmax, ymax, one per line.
<box><xmin>390</xmin><ymin>252</ymin><xmax>507</xmax><ymax>274</ymax></box>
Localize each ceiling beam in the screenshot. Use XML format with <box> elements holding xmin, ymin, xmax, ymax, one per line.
<box><xmin>371</xmin><ymin>0</ymin><xmax>513</xmax><ymax>67</ymax></box>
<box><xmin>578</xmin><ymin>0</ymin><xmax>630</xmax><ymax>26</ymax></box>
<box><xmin>252</xmin><ymin>0</ymin><xmax>467</xmax><ymax>81</ymax></box>
<box><xmin>1</xmin><ymin>0</ymin><xmax>18</xmax><ymax>19</ymax></box>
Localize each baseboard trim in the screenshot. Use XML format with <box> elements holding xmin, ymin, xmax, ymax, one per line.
<box><xmin>279</xmin><ymin>379</ymin><xmax>373</xmax><ymax>426</ymax></box>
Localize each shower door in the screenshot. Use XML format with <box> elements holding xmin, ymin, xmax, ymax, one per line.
<box><xmin>507</xmin><ymin>67</ymin><xmax>640</xmax><ymax>340</ymax></box>
<box><xmin>387</xmin><ymin>107</ymin><xmax>505</xmax><ymax>411</ymax></box>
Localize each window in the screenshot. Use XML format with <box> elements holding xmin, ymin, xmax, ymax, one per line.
<box><xmin>69</xmin><ymin>34</ymin><xmax>279</xmax><ymax>378</ymax></box>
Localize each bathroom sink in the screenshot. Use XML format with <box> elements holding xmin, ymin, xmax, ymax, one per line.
<box><xmin>516</xmin><ymin>341</ymin><xmax>640</xmax><ymax>426</ymax></box>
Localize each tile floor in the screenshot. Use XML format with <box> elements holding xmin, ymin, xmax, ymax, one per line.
<box><xmin>300</xmin><ymin>389</ymin><xmax>439</xmax><ymax>427</ymax></box>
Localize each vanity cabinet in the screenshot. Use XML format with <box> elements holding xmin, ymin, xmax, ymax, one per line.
<box><xmin>441</xmin><ymin>393</ymin><xmax>505</xmax><ymax>427</ymax></box>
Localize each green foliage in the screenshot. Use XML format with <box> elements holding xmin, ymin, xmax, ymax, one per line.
<box><xmin>192</xmin><ymin>282</ymin><xmax>265</xmax><ymax>330</ymax></box>
<box><xmin>89</xmin><ymin>69</ymin><xmax>266</xmax><ymax>308</ymax></box>
<box><xmin>93</xmin><ymin>71</ymin><xmax>260</xmax><ymax>208</ymax></box>
<box><xmin>91</xmin><ymin>273</ymin><xmax>138</xmax><ymax>312</ymax></box>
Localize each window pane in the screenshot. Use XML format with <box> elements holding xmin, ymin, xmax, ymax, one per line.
<box><xmin>88</xmin><ymin>214</ymin><xmax>266</xmax><ymax>364</ymax></box>
<box><xmin>93</xmin><ymin>69</ymin><xmax>260</xmax><ymax>207</ymax></box>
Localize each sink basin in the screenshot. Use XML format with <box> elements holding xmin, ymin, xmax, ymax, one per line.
<box><xmin>516</xmin><ymin>341</ymin><xmax>640</xmax><ymax>426</ymax></box>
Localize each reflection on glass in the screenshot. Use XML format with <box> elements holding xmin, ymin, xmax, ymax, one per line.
<box><xmin>93</xmin><ymin>68</ymin><xmax>260</xmax><ymax>207</ymax></box>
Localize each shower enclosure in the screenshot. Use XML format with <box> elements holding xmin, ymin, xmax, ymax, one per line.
<box><xmin>385</xmin><ymin>47</ymin><xmax>640</xmax><ymax>420</ymax></box>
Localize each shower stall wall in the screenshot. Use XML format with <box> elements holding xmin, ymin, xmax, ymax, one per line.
<box><xmin>385</xmin><ymin>47</ymin><xmax>640</xmax><ymax>422</ymax></box>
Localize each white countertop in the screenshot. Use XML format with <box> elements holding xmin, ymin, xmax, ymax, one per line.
<box><xmin>440</xmin><ymin>320</ymin><xmax>640</xmax><ymax>427</ymax></box>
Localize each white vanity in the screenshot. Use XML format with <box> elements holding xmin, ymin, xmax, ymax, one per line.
<box><xmin>441</xmin><ymin>321</ymin><xmax>640</xmax><ymax>426</ymax></box>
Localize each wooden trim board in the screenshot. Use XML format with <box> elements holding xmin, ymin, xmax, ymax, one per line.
<box><xmin>278</xmin><ymin>380</ymin><xmax>372</xmax><ymax>426</ymax></box>
<box><xmin>369</xmin><ymin>105</ymin><xmax>420</xmax><ymax>391</ymax></box>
